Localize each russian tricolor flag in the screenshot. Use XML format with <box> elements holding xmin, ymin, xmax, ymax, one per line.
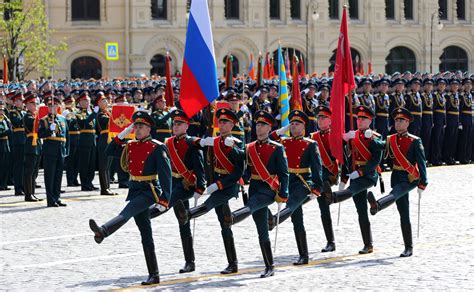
<box><xmin>179</xmin><ymin>0</ymin><xmax>219</xmax><ymax>118</ymax></box>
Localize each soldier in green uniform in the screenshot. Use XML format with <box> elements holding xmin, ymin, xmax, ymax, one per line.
<box><xmin>22</xmin><ymin>92</ymin><xmax>42</xmax><ymax>202</ymax></box>
<box><xmin>368</xmin><ymin>108</ymin><xmax>428</xmax><ymax>257</ymax></box>
<box><xmin>0</xmin><ymin>101</ymin><xmax>11</xmax><ymax>190</ymax></box>
<box><xmin>38</xmin><ymin>96</ymin><xmax>69</xmax><ymax>207</ymax></box>
<box><xmin>62</xmin><ymin>95</ymin><xmax>81</xmax><ymax>186</ymax></box>
<box><xmin>8</xmin><ymin>91</ymin><xmax>26</xmax><ymax>196</ymax></box>
<box><xmin>151</xmin><ymin>95</ymin><xmax>172</xmax><ymax>142</ymax></box>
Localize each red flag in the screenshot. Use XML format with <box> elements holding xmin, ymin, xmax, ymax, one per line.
<box><xmin>270</xmin><ymin>57</ymin><xmax>275</xmax><ymax>77</ymax></box>
<box><xmin>299</xmin><ymin>54</ymin><xmax>305</xmax><ymax>77</ymax></box>
<box><xmin>290</xmin><ymin>55</ymin><xmax>302</xmax><ymax>111</ymax></box>
<box><xmin>368</xmin><ymin>61</ymin><xmax>373</xmax><ymax>74</ymax></box>
<box><xmin>329</xmin><ymin>8</ymin><xmax>356</xmax><ymax>164</ymax></box>
<box><xmin>359</xmin><ymin>62</ymin><xmax>365</xmax><ymax>75</ymax></box>
<box><xmin>2</xmin><ymin>56</ymin><xmax>8</xmax><ymax>83</ymax></box>
<box><xmin>263</xmin><ymin>52</ymin><xmax>271</xmax><ymax>79</ymax></box>
<box><xmin>225</xmin><ymin>54</ymin><xmax>233</xmax><ymax>88</ymax></box>
<box><xmin>165</xmin><ymin>52</ymin><xmax>174</xmax><ymax>107</ymax></box>
<box><xmin>248</xmin><ymin>53</ymin><xmax>256</xmax><ymax>80</ymax></box>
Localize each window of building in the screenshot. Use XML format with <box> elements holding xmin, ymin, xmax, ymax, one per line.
<box><xmin>385</xmin><ymin>46</ymin><xmax>416</xmax><ymax>74</ymax></box>
<box><xmin>457</xmin><ymin>0</ymin><xmax>465</xmax><ymax>20</ymax></box>
<box><xmin>439</xmin><ymin>0</ymin><xmax>448</xmax><ymax>19</ymax></box>
<box><xmin>329</xmin><ymin>48</ymin><xmax>361</xmax><ymax>73</ymax></box>
<box><xmin>439</xmin><ymin>46</ymin><xmax>468</xmax><ymax>72</ymax></box>
<box><xmin>290</xmin><ymin>0</ymin><xmax>301</xmax><ymax>19</ymax></box>
<box><xmin>72</xmin><ymin>0</ymin><xmax>100</xmax><ymax>21</ymax></box>
<box><xmin>223</xmin><ymin>55</ymin><xmax>240</xmax><ymax>76</ymax></box>
<box><xmin>151</xmin><ymin>0</ymin><xmax>167</xmax><ymax>20</ymax></box>
<box><xmin>270</xmin><ymin>0</ymin><xmax>280</xmax><ymax>19</ymax></box>
<box><xmin>329</xmin><ymin>0</ymin><xmax>339</xmax><ymax>19</ymax></box>
<box><xmin>385</xmin><ymin>0</ymin><xmax>395</xmax><ymax>20</ymax></box>
<box><xmin>71</xmin><ymin>57</ymin><xmax>102</xmax><ymax>79</ymax></box>
<box><xmin>348</xmin><ymin>0</ymin><xmax>359</xmax><ymax>20</ymax></box>
<box><xmin>150</xmin><ymin>54</ymin><xmax>166</xmax><ymax>77</ymax></box>
<box><xmin>404</xmin><ymin>0</ymin><xmax>413</xmax><ymax>20</ymax></box>
<box><xmin>225</xmin><ymin>0</ymin><xmax>239</xmax><ymax>19</ymax></box>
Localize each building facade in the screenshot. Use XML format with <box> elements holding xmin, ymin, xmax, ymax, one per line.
<box><xmin>26</xmin><ymin>0</ymin><xmax>474</xmax><ymax>78</ymax></box>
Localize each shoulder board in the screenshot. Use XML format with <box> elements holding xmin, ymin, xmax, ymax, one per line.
<box><xmin>150</xmin><ymin>139</ymin><xmax>164</xmax><ymax>145</ymax></box>
<box><xmin>268</xmin><ymin>140</ymin><xmax>283</xmax><ymax>148</ymax></box>
<box><xmin>302</xmin><ymin>137</ymin><xmax>315</xmax><ymax>143</ymax></box>
<box><xmin>407</xmin><ymin>133</ymin><xmax>419</xmax><ymax>140</ymax></box>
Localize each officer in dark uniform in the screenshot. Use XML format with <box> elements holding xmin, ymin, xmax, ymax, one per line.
<box><xmin>8</xmin><ymin>91</ymin><xmax>26</xmax><ymax>196</ymax></box>
<box><xmin>368</xmin><ymin>108</ymin><xmax>428</xmax><ymax>257</ymax></box>
<box><xmin>345</xmin><ymin>89</ymin><xmax>360</xmax><ymax>132</ymax></box>
<box><xmin>323</xmin><ymin>106</ymin><xmax>385</xmax><ymax>254</ymax></box>
<box><xmin>151</xmin><ymin>95</ymin><xmax>172</xmax><ymax>142</ymax></box>
<box><xmin>374</xmin><ymin>78</ymin><xmax>390</xmax><ymax>139</ymax></box>
<box><xmin>148</xmin><ymin>109</ymin><xmax>206</xmax><ymax>274</ymax></box>
<box><xmin>358</xmin><ymin>78</ymin><xmax>376</xmax><ymax>115</ymax></box>
<box><xmin>63</xmin><ymin>95</ymin><xmax>81</xmax><ymax>186</ymax></box>
<box><xmin>268</xmin><ymin>110</ymin><xmax>323</xmax><ymax>265</ymax></box>
<box><xmin>457</xmin><ymin>78</ymin><xmax>473</xmax><ymax>164</ymax></box>
<box><xmin>95</xmin><ymin>92</ymin><xmax>117</xmax><ymax>196</ymax></box>
<box><xmin>317</xmin><ymin>83</ymin><xmax>331</xmax><ymax>107</ymax></box>
<box><xmin>76</xmin><ymin>91</ymin><xmax>99</xmax><ymax>190</ymax></box>
<box><xmin>404</xmin><ymin>78</ymin><xmax>423</xmax><ymax>136</ymax></box>
<box><xmin>0</xmin><ymin>101</ymin><xmax>11</xmax><ymax>190</ymax></box>
<box><xmin>420</xmin><ymin>79</ymin><xmax>434</xmax><ymax>162</ymax></box>
<box><xmin>222</xmin><ymin>110</ymin><xmax>289</xmax><ymax>278</ymax></box>
<box><xmin>301</xmin><ymin>83</ymin><xmax>318</xmax><ymax>133</ymax></box>
<box><xmin>89</xmin><ymin>111</ymin><xmax>172</xmax><ymax>285</ymax></box>
<box><xmin>389</xmin><ymin>79</ymin><xmax>407</xmax><ymax>133</ymax></box>
<box><xmin>175</xmin><ymin>108</ymin><xmax>245</xmax><ymax>275</ymax></box>
<box><xmin>38</xmin><ymin>96</ymin><xmax>69</xmax><ymax>207</ymax></box>
<box><xmin>225</xmin><ymin>90</ymin><xmax>247</xmax><ymax>142</ymax></box>
<box><xmin>442</xmin><ymin>79</ymin><xmax>460</xmax><ymax>165</ymax></box>
<box><xmin>430</xmin><ymin>78</ymin><xmax>447</xmax><ymax>166</ymax></box>
<box><xmin>22</xmin><ymin>92</ymin><xmax>42</xmax><ymax>202</ymax></box>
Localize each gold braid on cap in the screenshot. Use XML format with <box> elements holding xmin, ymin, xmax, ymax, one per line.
<box><xmin>120</xmin><ymin>144</ymin><xmax>130</xmax><ymax>173</ymax></box>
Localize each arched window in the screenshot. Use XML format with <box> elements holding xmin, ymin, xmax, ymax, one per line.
<box><xmin>439</xmin><ymin>46</ymin><xmax>468</xmax><ymax>72</ymax></box>
<box><xmin>70</xmin><ymin>56</ymin><xmax>102</xmax><ymax>79</ymax></box>
<box><xmin>150</xmin><ymin>54</ymin><xmax>166</xmax><ymax>77</ymax></box>
<box><xmin>271</xmin><ymin>48</ymin><xmax>306</xmax><ymax>76</ymax></box>
<box><xmin>328</xmin><ymin>48</ymin><xmax>362</xmax><ymax>73</ymax></box>
<box><xmin>385</xmin><ymin>46</ymin><xmax>416</xmax><ymax>74</ymax></box>
<box><xmin>222</xmin><ymin>55</ymin><xmax>239</xmax><ymax>77</ymax></box>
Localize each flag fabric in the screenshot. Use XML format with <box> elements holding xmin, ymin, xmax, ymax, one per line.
<box><xmin>299</xmin><ymin>54</ymin><xmax>305</xmax><ymax>77</ymax></box>
<box><xmin>264</xmin><ymin>52</ymin><xmax>271</xmax><ymax>79</ymax></box>
<box><xmin>109</xmin><ymin>105</ymin><xmax>136</xmax><ymax>142</ymax></box>
<box><xmin>368</xmin><ymin>61</ymin><xmax>373</xmax><ymax>74</ymax></box>
<box><xmin>270</xmin><ymin>57</ymin><xmax>275</xmax><ymax>77</ymax></box>
<box><xmin>257</xmin><ymin>53</ymin><xmax>264</xmax><ymax>87</ymax></box>
<box><xmin>329</xmin><ymin>8</ymin><xmax>356</xmax><ymax>164</ymax></box>
<box><xmin>285</xmin><ymin>50</ymin><xmax>291</xmax><ymax>79</ymax></box>
<box><xmin>2</xmin><ymin>56</ymin><xmax>8</xmax><ymax>83</ymax></box>
<box><xmin>290</xmin><ymin>55</ymin><xmax>302</xmax><ymax>111</ymax></box>
<box><xmin>179</xmin><ymin>0</ymin><xmax>219</xmax><ymax>118</ymax></box>
<box><xmin>248</xmin><ymin>53</ymin><xmax>256</xmax><ymax>80</ymax></box>
<box><xmin>225</xmin><ymin>54</ymin><xmax>233</xmax><ymax>88</ymax></box>
<box><xmin>278</xmin><ymin>45</ymin><xmax>290</xmax><ymax>133</ymax></box>
<box><xmin>165</xmin><ymin>52</ymin><xmax>174</xmax><ymax>107</ymax></box>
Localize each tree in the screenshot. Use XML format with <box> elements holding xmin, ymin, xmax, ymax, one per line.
<box><xmin>0</xmin><ymin>0</ymin><xmax>67</xmax><ymax>80</ymax></box>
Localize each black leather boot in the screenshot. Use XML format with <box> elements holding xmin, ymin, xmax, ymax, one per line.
<box><xmin>89</xmin><ymin>215</ymin><xmax>127</xmax><ymax>244</ymax></box>
<box><xmin>293</xmin><ymin>231</ymin><xmax>309</xmax><ymax>265</ymax></box>
<box><xmin>149</xmin><ymin>204</ymin><xmax>168</xmax><ymax>219</ymax></box>
<box><xmin>322</xmin><ymin>181</ymin><xmax>334</xmax><ymax>205</ymax></box>
<box><xmin>221</xmin><ymin>236</ymin><xmax>238</xmax><ymax>274</ymax></box>
<box><xmin>259</xmin><ymin>240</ymin><xmax>274</xmax><ymax>278</ymax></box>
<box><xmin>267</xmin><ymin>208</ymin><xmax>275</xmax><ymax>230</ymax></box>
<box><xmin>222</xmin><ymin>206</ymin><xmax>251</xmax><ymax>228</ymax></box>
<box><xmin>268</xmin><ymin>207</ymin><xmax>292</xmax><ymax>231</ymax></box>
<box><xmin>141</xmin><ymin>246</ymin><xmax>160</xmax><ymax>285</ymax></box>
<box><xmin>321</xmin><ymin>218</ymin><xmax>336</xmax><ymax>252</ymax></box>
<box><xmin>358</xmin><ymin>221</ymin><xmax>373</xmax><ymax>254</ymax></box>
<box><xmin>175</xmin><ymin>201</ymin><xmax>208</xmax><ymax>225</ymax></box>
<box><xmin>333</xmin><ymin>189</ymin><xmax>353</xmax><ymax>203</ymax></box>
<box><xmin>400</xmin><ymin>224</ymin><xmax>413</xmax><ymax>257</ymax></box>
<box><xmin>369</xmin><ymin>192</ymin><xmax>395</xmax><ymax>215</ymax></box>
<box><xmin>179</xmin><ymin>236</ymin><xmax>195</xmax><ymax>273</ymax></box>
<box><xmin>24</xmin><ymin>176</ymin><xmax>38</xmax><ymax>202</ymax></box>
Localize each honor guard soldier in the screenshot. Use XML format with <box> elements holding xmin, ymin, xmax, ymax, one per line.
<box><xmin>442</xmin><ymin>79</ymin><xmax>461</xmax><ymax>165</ymax></box>
<box><xmin>8</xmin><ymin>91</ymin><xmax>26</xmax><ymax>196</ymax></box>
<box><xmin>268</xmin><ymin>110</ymin><xmax>323</xmax><ymax>265</ymax></box>
<box><xmin>76</xmin><ymin>91</ymin><xmax>99</xmax><ymax>190</ymax></box>
<box><xmin>23</xmin><ymin>92</ymin><xmax>42</xmax><ymax>202</ymax></box>
<box><xmin>63</xmin><ymin>95</ymin><xmax>81</xmax><ymax>186</ymax></box>
<box><xmin>0</xmin><ymin>102</ymin><xmax>11</xmax><ymax>190</ymax></box>
<box><xmin>457</xmin><ymin>78</ymin><xmax>473</xmax><ymax>164</ymax></box>
<box><xmin>389</xmin><ymin>79</ymin><xmax>407</xmax><ymax>133</ymax></box>
<box><xmin>420</xmin><ymin>79</ymin><xmax>434</xmax><ymax>161</ymax></box>
<box><xmin>95</xmin><ymin>92</ymin><xmax>117</xmax><ymax>196</ymax></box>
<box><xmin>175</xmin><ymin>108</ymin><xmax>245</xmax><ymax>275</ymax></box>
<box><xmin>148</xmin><ymin>109</ymin><xmax>206</xmax><ymax>274</ymax></box>
<box><xmin>430</xmin><ymin>78</ymin><xmax>447</xmax><ymax>166</ymax></box>
<box><xmin>323</xmin><ymin>105</ymin><xmax>385</xmax><ymax>254</ymax></box>
<box><xmin>368</xmin><ymin>108</ymin><xmax>428</xmax><ymax>257</ymax></box>
<box><xmin>151</xmin><ymin>95</ymin><xmax>172</xmax><ymax>142</ymax></box>
<box><xmin>38</xmin><ymin>96</ymin><xmax>69</xmax><ymax>207</ymax></box>
<box><xmin>222</xmin><ymin>110</ymin><xmax>289</xmax><ymax>278</ymax></box>
<box><xmin>404</xmin><ymin>78</ymin><xmax>423</xmax><ymax>136</ymax></box>
<box><xmin>374</xmin><ymin>78</ymin><xmax>391</xmax><ymax>139</ymax></box>
<box><xmin>89</xmin><ymin>111</ymin><xmax>172</xmax><ymax>286</ymax></box>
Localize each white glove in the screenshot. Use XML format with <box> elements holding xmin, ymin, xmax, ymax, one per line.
<box><xmin>417</xmin><ymin>187</ymin><xmax>424</xmax><ymax>199</ymax></box>
<box><xmin>49</xmin><ymin>123</ymin><xmax>56</xmax><ymax>131</ymax></box>
<box><xmin>169</xmin><ymin>106</ymin><xmax>177</xmax><ymax>113</ymax></box>
<box><xmin>275</xmin><ymin>114</ymin><xmax>281</xmax><ymax>120</ymax></box>
<box><xmin>338</xmin><ymin>182</ymin><xmax>346</xmax><ymax>191</ymax></box>
<box><xmin>302</xmin><ymin>88</ymin><xmax>310</xmax><ymax>94</ymax></box>
<box><xmin>225</xmin><ymin>136</ymin><xmax>241</xmax><ymax>147</ymax></box>
<box><xmin>117</xmin><ymin>123</ymin><xmax>134</xmax><ymax>140</ymax></box>
<box><xmin>199</xmin><ymin>137</ymin><xmax>215</xmax><ymax>147</ymax></box>
<box><xmin>275</xmin><ymin>124</ymin><xmax>290</xmax><ymax>136</ymax></box>
<box><xmin>458</xmin><ymin>124</ymin><xmax>463</xmax><ymax>130</ymax></box>
<box><xmin>348</xmin><ymin>171</ymin><xmax>360</xmax><ymax>180</ymax></box>
<box><xmin>137</xmin><ymin>105</ymin><xmax>145</xmax><ymax>111</ymax></box>
<box><xmin>204</xmin><ymin>183</ymin><xmax>218</xmax><ymax>196</ymax></box>
<box><xmin>156</xmin><ymin>204</ymin><xmax>167</xmax><ymax>212</ymax></box>
<box><xmin>93</xmin><ymin>106</ymin><xmax>100</xmax><ymax>113</ymax></box>
<box><xmin>343</xmin><ymin>130</ymin><xmax>356</xmax><ymax>141</ymax></box>
<box><xmin>240</xmin><ymin>105</ymin><xmax>249</xmax><ymax>113</ymax></box>
<box><xmin>193</xmin><ymin>192</ymin><xmax>201</xmax><ymax>201</ymax></box>
<box><xmin>309</xmin><ymin>193</ymin><xmax>318</xmax><ymax>200</ymax></box>
<box><xmin>62</xmin><ymin>109</ymin><xmax>70</xmax><ymax>117</ymax></box>
<box><xmin>364</xmin><ymin>129</ymin><xmax>373</xmax><ymax>138</ymax></box>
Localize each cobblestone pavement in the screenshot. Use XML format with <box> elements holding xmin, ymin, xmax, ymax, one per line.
<box><xmin>1</xmin><ymin>164</ymin><xmax>473</xmax><ymax>290</ymax></box>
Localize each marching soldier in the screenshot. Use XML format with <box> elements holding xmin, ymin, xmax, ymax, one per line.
<box><xmin>76</xmin><ymin>91</ymin><xmax>99</xmax><ymax>191</ymax></box>
<box><xmin>430</xmin><ymin>78</ymin><xmax>447</xmax><ymax>166</ymax></box>
<box><xmin>151</xmin><ymin>95</ymin><xmax>172</xmax><ymax>142</ymax></box>
<box><xmin>221</xmin><ymin>110</ymin><xmax>289</xmax><ymax>278</ymax></box>
<box><xmin>322</xmin><ymin>105</ymin><xmax>385</xmax><ymax>254</ymax></box>
<box><xmin>404</xmin><ymin>78</ymin><xmax>423</xmax><ymax>136</ymax></box>
<box><xmin>0</xmin><ymin>101</ymin><xmax>11</xmax><ymax>190</ymax></box>
<box><xmin>457</xmin><ymin>78</ymin><xmax>473</xmax><ymax>164</ymax></box>
<box><xmin>175</xmin><ymin>108</ymin><xmax>245</xmax><ymax>275</ymax></box>
<box><xmin>63</xmin><ymin>95</ymin><xmax>81</xmax><ymax>186</ymax></box>
<box><xmin>420</xmin><ymin>79</ymin><xmax>434</xmax><ymax>161</ymax></box>
<box><xmin>148</xmin><ymin>109</ymin><xmax>206</xmax><ymax>274</ymax></box>
<box><xmin>22</xmin><ymin>92</ymin><xmax>42</xmax><ymax>202</ymax></box>
<box><xmin>267</xmin><ymin>110</ymin><xmax>323</xmax><ymax>265</ymax></box>
<box><xmin>38</xmin><ymin>96</ymin><xmax>69</xmax><ymax>207</ymax></box>
<box><xmin>89</xmin><ymin>111</ymin><xmax>172</xmax><ymax>285</ymax></box>
<box><xmin>442</xmin><ymin>79</ymin><xmax>460</xmax><ymax>165</ymax></box>
<box><xmin>8</xmin><ymin>91</ymin><xmax>26</xmax><ymax>196</ymax></box>
<box><xmin>368</xmin><ymin>108</ymin><xmax>428</xmax><ymax>257</ymax></box>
